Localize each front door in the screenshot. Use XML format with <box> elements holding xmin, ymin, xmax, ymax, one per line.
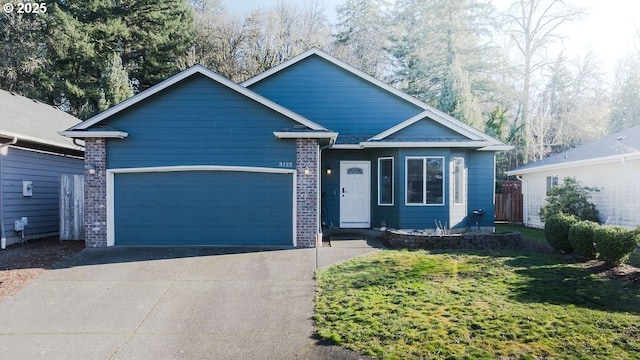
<box><xmin>340</xmin><ymin>161</ymin><xmax>371</xmax><ymax>228</ymax></box>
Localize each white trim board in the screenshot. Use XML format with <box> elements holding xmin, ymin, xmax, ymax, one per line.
<box><xmin>242</xmin><ymin>48</ymin><xmax>507</xmax><ymax>148</ymax></box>
<box><xmin>67</xmin><ymin>65</ymin><xmax>327</xmax><ymax>133</ymax></box>
<box><xmin>106</xmin><ymin>165</ymin><xmax>297</xmax><ymax>247</ymax></box>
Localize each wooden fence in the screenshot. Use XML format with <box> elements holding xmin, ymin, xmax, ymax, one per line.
<box><xmin>495</xmin><ymin>180</ymin><xmax>523</xmax><ymax>224</ymax></box>
<box><xmin>60</xmin><ymin>174</ymin><xmax>84</xmax><ymax>240</ymax></box>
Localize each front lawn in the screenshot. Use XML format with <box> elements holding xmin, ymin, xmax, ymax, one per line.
<box><xmin>315</xmin><ymin>250</ymin><xmax>640</xmax><ymax>359</ymax></box>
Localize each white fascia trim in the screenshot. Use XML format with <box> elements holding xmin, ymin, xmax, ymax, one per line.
<box><xmin>360</xmin><ymin>141</ymin><xmax>490</xmax><ymax>148</ymax></box>
<box><xmin>242</xmin><ymin>48</ymin><xmax>428</xmax><ymax>109</ymax></box>
<box><xmin>69</xmin><ymin>65</ymin><xmax>327</xmax><ymax>132</ymax></box>
<box><xmin>106</xmin><ymin>165</ymin><xmax>297</xmax><ymax>247</ymax></box>
<box><xmin>59</xmin><ymin>131</ymin><xmax>128</xmax><ymax>139</ymax></box>
<box><xmin>478</xmin><ymin>145</ymin><xmax>514</xmax><ymax>151</ymax></box>
<box><xmin>505</xmin><ymin>152</ymin><xmax>640</xmax><ymax>176</ymax></box>
<box><xmin>242</xmin><ymin>48</ymin><xmax>504</xmax><ymax>146</ymax></box>
<box><xmin>369</xmin><ymin>110</ymin><xmax>494</xmax><ymax>143</ymax></box>
<box><xmin>331</xmin><ymin>144</ymin><xmax>362</xmax><ymax>149</ymax></box>
<box><xmin>273</xmin><ymin>131</ymin><xmax>338</xmax><ymax>139</ymax></box>
<box><xmin>0</xmin><ymin>130</ymin><xmax>81</xmax><ymax>151</ymax></box>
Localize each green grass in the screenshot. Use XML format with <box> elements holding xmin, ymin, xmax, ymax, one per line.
<box><xmin>628</xmin><ymin>247</ymin><xmax>640</xmax><ymax>267</ymax></box>
<box><xmin>315</xmin><ymin>250</ymin><xmax>640</xmax><ymax>359</ymax></box>
<box><xmin>495</xmin><ymin>224</ymin><xmax>546</xmax><ymax>244</ymax></box>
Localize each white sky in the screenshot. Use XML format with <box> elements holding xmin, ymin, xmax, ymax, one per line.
<box><xmin>222</xmin><ymin>0</ymin><xmax>640</xmax><ymax>73</ymax></box>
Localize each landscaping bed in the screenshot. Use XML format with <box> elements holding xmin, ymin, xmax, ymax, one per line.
<box><xmin>0</xmin><ymin>237</ymin><xmax>84</xmax><ymax>301</ymax></box>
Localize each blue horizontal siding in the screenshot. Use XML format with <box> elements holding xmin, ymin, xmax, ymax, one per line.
<box><xmin>103</xmin><ymin>75</ymin><xmax>297</xmax><ymax>169</ymax></box>
<box><xmin>467</xmin><ymin>151</ymin><xmax>495</xmax><ymax>227</ymax></box>
<box><xmin>1</xmin><ymin>148</ymin><xmax>83</xmax><ymax>244</ymax></box>
<box><xmin>114</xmin><ymin>171</ymin><xmax>293</xmax><ymax>246</ymax></box>
<box><xmin>248</xmin><ymin>55</ymin><xmax>423</xmax><ymax>136</ymax></box>
<box><xmin>388</xmin><ymin>119</ymin><xmax>469</xmax><ymax>140</ymax></box>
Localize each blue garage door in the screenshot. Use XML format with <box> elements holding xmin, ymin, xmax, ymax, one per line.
<box><xmin>113</xmin><ymin>170</ymin><xmax>294</xmax><ymax>246</ymax></box>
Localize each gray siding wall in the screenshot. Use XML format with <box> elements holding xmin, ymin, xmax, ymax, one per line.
<box><xmin>1</xmin><ymin>147</ymin><xmax>83</xmax><ymax>245</ymax></box>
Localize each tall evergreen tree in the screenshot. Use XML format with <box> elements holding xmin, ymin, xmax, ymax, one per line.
<box><xmin>44</xmin><ymin>0</ymin><xmax>195</xmax><ymax>118</ymax></box>
<box><xmin>387</xmin><ymin>0</ymin><xmax>498</xmax><ymax>127</ymax></box>
<box><xmin>333</xmin><ymin>0</ymin><xmax>391</xmax><ymax>78</ymax></box>
<box><xmin>0</xmin><ymin>9</ymin><xmax>49</xmax><ymax>100</ymax></box>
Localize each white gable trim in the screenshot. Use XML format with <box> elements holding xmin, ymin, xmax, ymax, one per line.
<box><xmin>369</xmin><ymin>110</ymin><xmax>495</xmax><ymax>143</ymax></box>
<box><xmin>242</xmin><ymin>48</ymin><xmax>504</xmax><ymax>146</ymax></box>
<box><xmin>360</xmin><ymin>141</ymin><xmax>491</xmax><ymax>148</ymax></box>
<box><xmin>242</xmin><ymin>48</ymin><xmax>427</xmax><ymax>110</ymax></box>
<box><xmin>67</xmin><ymin>65</ymin><xmax>327</xmax><ymax>132</ymax></box>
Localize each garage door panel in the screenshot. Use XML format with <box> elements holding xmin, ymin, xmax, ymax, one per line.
<box><xmin>114</xmin><ymin>171</ymin><xmax>293</xmax><ymax>246</ymax></box>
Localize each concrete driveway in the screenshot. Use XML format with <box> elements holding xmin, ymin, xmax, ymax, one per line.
<box><xmin>0</xmin><ymin>239</ymin><xmax>379</xmax><ymax>359</ymax></box>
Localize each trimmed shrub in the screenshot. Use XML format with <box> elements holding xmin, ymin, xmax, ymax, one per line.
<box><xmin>568</xmin><ymin>220</ymin><xmax>599</xmax><ymax>259</ymax></box>
<box><xmin>594</xmin><ymin>226</ymin><xmax>640</xmax><ymax>266</ymax></box>
<box><xmin>544</xmin><ymin>213</ymin><xmax>579</xmax><ymax>253</ymax></box>
<box><xmin>540</xmin><ymin>177</ymin><xmax>599</xmax><ymax>222</ymax></box>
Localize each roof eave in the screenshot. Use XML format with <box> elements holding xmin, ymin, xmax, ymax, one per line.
<box><xmin>273</xmin><ymin>131</ymin><xmax>338</xmax><ymax>140</ymax></box>
<box><xmin>506</xmin><ymin>152</ymin><xmax>640</xmax><ymax>176</ymax></box>
<box><xmin>359</xmin><ymin>141</ymin><xmax>492</xmax><ymax>148</ymax></box>
<box><xmin>59</xmin><ymin>131</ymin><xmax>129</xmax><ymax>139</ymax></box>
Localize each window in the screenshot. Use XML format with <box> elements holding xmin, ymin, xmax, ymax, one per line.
<box><xmin>378</xmin><ymin>157</ymin><xmax>394</xmax><ymax>205</ymax></box>
<box><xmin>406</xmin><ymin>157</ymin><xmax>444</xmax><ymax>205</ymax></box>
<box><xmin>546</xmin><ymin>176</ymin><xmax>558</xmax><ymax>194</ymax></box>
<box><xmin>453</xmin><ymin>157</ymin><xmax>465</xmax><ymax>205</ymax></box>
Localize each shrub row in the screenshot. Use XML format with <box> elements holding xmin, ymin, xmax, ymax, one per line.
<box><xmin>545</xmin><ymin>213</ymin><xmax>640</xmax><ymax>265</ymax></box>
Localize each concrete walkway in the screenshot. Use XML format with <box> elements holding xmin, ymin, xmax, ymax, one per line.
<box><xmin>0</xmin><ymin>239</ymin><xmax>380</xmax><ymax>359</ymax></box>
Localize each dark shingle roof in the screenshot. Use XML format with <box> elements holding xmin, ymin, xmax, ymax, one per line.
<box><xmin>509</xmin><ymin>125</ymin><xmax>640</xmax><ymax>173</ymax></box>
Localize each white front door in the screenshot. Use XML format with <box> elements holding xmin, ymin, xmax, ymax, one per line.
<box><xmin>340</xmin><ymin>161</ymin><xmax>371</xmax><ymax>228</ymax></box>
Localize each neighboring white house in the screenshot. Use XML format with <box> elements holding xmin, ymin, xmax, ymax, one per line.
<box><xmin>506</xmin><ymin>126</ymin><xmax>640</xmax><ymax>229</ymax></box>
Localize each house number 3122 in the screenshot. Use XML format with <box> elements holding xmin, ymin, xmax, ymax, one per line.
<box><xmin>278</xmin><ymin>162</ymin><xmax>293</xmax><ymax>168</ymax></box>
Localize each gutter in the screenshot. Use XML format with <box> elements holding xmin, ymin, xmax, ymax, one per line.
<box><xmin>0</xmin><ymin>137</ymin><xmax>17</xmax><ymax>249</ymax></box>
<box><xmin>516</xmin><ymin>175</ymin><xmax>529</xmax><ymax>227</ymax></box>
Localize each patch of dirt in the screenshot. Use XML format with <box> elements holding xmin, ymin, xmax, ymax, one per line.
<box><xmin>0</xmin><ymin>237</ymin><xmax>84</xmax><ymax>301</ymax></box>
<box><xmin>580</xmin><ymin>259</ymin><xmax>640</xmax><ymax>284</ymax></box>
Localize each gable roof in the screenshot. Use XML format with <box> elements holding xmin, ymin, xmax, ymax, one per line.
<box><xmin>507</xmin><ymin>125</ymin><xmax>640</xmax><ymax>175</ymax></box>
<box><xmin>0</xmin><ymin>89</ymin><xmax>83</xmax><ymax>153</ymax></box>
<box><xmin>242</xmin><ymin>48</ymin><xmax>509</xmax><ymax>149</ymax></box>
<box><xmin>62</xmin><ymin>64</ymin><xmax>329</xmax><ymax>137</ymax></box>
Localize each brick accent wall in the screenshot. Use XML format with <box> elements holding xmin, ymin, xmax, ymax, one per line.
<box><xmin>296</xmin><ymin>139</ymin><xmax>319</xmax><ymax>248</ymax></box>
<box><xmin>84</xmin><ymin>138</ymin><xmax>107</xmax><ymax>247</ymax></box>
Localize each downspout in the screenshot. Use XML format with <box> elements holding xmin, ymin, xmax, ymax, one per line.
<box><xmin>516</xmin><ymin>175</ymin><xmax>528</xmax><ymax>227</ymax></box>
<box><xmin>316</xmin><ymin>138</ymin><xmax>335</xmax><ymax>268</ymax></box>
<box><xmin>0</xmin><ymin>137</ymin><xmax>18</xmax><ymax>249</ymax></box>
<box><xmin>0</xmin><ymin>154</ymin><xmax>5</xmax><ymax>249</ymax></box>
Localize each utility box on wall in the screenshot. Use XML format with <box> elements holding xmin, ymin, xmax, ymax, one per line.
<box><xmin>22</xmin><ymin>181</ymin><xmax>33</xmax><ymax>197</ymax></box>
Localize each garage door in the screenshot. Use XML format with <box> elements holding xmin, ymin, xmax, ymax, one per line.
<box><xmin>113</xmin><ymin>170</ymin><xmax>294</xmax><ymax>246</ymax></box>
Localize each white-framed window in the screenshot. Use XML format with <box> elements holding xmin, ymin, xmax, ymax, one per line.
<box><xmin>405</xmin><ymin>156</ymin><xmax>444</xmax><ymax>206</ymax></box>
<box><xmin>546</xmin><ymin>176</ymin><xmax>558</xmax><ymax>194</ymax></box>
<box><xmin>453</xmin><ymin>157</ymin><xmax>465</xmax><ymax>205</ymax></box>
<box><xmin>378</xmin><ymin>157</ymin><xmax>394</xmax><ymax>206</ymax></box>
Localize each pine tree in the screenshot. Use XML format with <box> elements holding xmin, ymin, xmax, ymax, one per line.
<box><xmin>44</xmin><ymin>0</ymin><xmax>195</xmax><ymax>118</ymax></box>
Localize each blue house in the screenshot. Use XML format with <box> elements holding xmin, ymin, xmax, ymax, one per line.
<box><xmin>61</xmin><ymin>48</ymin><xmax>510</xmax><ymax>248</ymax></box>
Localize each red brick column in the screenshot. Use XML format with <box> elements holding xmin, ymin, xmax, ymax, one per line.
<box><xmin>296</xmin><ymin>139</ymin><xmax>319</xmax><ymax>248</ymax></box>
<box><xmin>84</xmin><ymin>138</ymin><xmax>107</xmax><ymax>247</ymax></box>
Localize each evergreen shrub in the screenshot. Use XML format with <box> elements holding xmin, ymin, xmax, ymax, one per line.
<box><xmin>544</xmin><ymin>213</ymin><xmax>579</xmax><ymax>253</ymax></box>
<box><xmin>568</xmin><ymin>220</ymin><xmax>599</xmax><ymax>259</ymax></box>
<box><xmin>594</xmin><ymin>226</ymin><xmax>640</xmax><ymax>266</ymax></box>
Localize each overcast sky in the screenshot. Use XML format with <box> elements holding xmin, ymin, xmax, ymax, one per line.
<box><xmin>221</xmin><ymin>0</ymin><xmax>640</xmax><ymax>74</ymax></box>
